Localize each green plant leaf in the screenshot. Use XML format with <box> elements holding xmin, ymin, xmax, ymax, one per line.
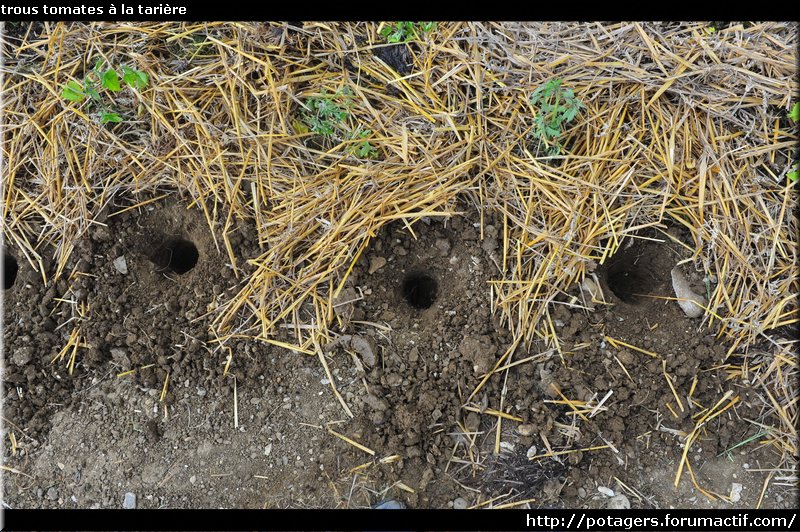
<box><xmin>122</xmin><ymin>66</ymin><xmax>149</xmax><ymax>90</ymax></box>
<box><xmin>100</xmin><ymin>112</ymin><xmax>123</xmax><ymax>124</ymax></box>
<box><xmin>101</xmin><ymin>69</ymin><xmax>121</xmax><ymax>92</ymax></box>
<box><xmin>420</xmin><ymin>21</ymin><xmax>437</xmax><ymax>33</ymax></box>
<box><xmin>563</xmin><ymin>106</ymin><xmax>579</xmax><ymax>122</ymax></box>
<box><xmin>61</xmin><ymin>80</ymin><xmax>85</xmax><ymax>102</ymax></box>
<box><xmin>381</xmin><ymin>21</ymin><xmax>419</xmax><ymax>43</ymax></box>
<box><xmin>545</xmin><ymin>125</ymin><xmax>561</xmax><ymax>138</ymax></box>
<box><xmin>789</xmin><ymin>102</ymin><xmax>800</xmax><ymax>123</ymax></box>
<box><xmin>787</xmin><ymin>170</ymin><xmax>798</xmax><ymax>182</ymax></box>
<box><xmin>85</xmin><ymin>83</ymin><xmax>101</xmax><ymax>101</ymax></box>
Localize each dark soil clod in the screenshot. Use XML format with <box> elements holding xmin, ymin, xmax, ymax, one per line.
<box><xmin>401</xmin><ymin>272</ymin><xmax>438</xmax><ymax>309</ymax></box>
<box><xmin>3</xmin><ymin>251</ymin><xmax>18</xmax><ymax>290</ymax></box>
<box><xmin>373</xmin><ymin>43</ymin><xmax>413</xmax><ymax>75</ymax></box>
<box><xmin>149</xmin><ymin>238</ymin><xmax>199</xmax><ymax>275</ymax></box>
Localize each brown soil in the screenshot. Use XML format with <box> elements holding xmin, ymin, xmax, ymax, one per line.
<box><xmin>2</xmin><ymin>198</ymin><xmax>793</xmax><ymax>509</ymax></box>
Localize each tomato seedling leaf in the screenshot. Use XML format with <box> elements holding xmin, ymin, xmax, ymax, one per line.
<box><xmin>61</xmin><ymin>80</ymin><xmax>85</xmax><ymax>102</ymax></box>
<box><xmin>101</xmin><ymin>69</ymin><xmax>121</xmax><ymax>92</ymax></box>
<box><xmin>122</xmin><ymin>66</ymin><xmax>149</xmax><ymax>90</ymax></box>
<box><xmin>789</xmin><ymin>102</ymin><xmax>800</xmax><ymax>123</ymax></box>
<box><xmin>100</xmin><ymin>112</ymin><xmax>123</xmax><ymax>123</ymax></box>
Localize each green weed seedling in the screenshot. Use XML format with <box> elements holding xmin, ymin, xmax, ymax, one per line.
<box><xmin>61</xmin><ymin>60</ymin><xmax>149</xmax><ymax>124</ymax></box>
<box><xmin>350</xmin><ymin>129</ymin><xmax>378</xmax><ymax>159</ymax></box>
<box><xmin>529</xmin><ymin>79</ymin><xmax>583</xmax><ymax>156</ymax></box>
<box><xmin>380</xmin><ymin>21</ymin><xmax>436</xmax><ymax>43</ymax></box>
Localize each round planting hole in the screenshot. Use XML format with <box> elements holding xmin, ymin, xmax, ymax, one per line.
<box><xmin>402</xmin><ymin>273</ymin><xmax>438</xmax><ymax>310</ymax></box>
<box><xmin>4</xmin><ymin>251</ymin><xmax>18</xmax><ymax>290</ymax></box>
<box><xmin>150</xmin><ymin>238</ymin><xmax>199</xmax><ymax>275</ymax></box>
<box><xmin>600</xmin><ymin>239</ymin><xmax>664</xmax><ymax>305</ymax></box>
<box><xmin>606</xmin><ymin>266</ymin><xmax>649</xmax><ymax>303</ymax></box>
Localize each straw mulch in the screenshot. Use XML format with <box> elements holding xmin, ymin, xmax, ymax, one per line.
<box><xmin>2</xmin><ymin>21</ymin><xmax>797</xmax><ymax>488</ymax></box>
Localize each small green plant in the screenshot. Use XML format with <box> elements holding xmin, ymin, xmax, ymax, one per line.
<box><xmin>298</xmin><ymin>89</ymin><xmax>379</xmax><ymax>159</ymax></box>
<box><xmin>789</xmin><ymin>102</ymin><xmax>800</xmax><ymax>123</ymax></box>
<box><xmin>61</xmin><ymin>60</ymin><xmax>149</xmax><ymax>124</ymax></box>
<box><xmin>380</xmin><ymin>21</ymin><xmax>436</xmax><ymax>43</ymax></box>
<box><xmin>529</xmin><ymin>79</ymin><xmax>583</xmax><ymax>156</ymax></box>
<box><xmin>301</xmin><ymin>89</ymin><xmax>351</xmax><ymax>138</ymax></box>
<box><xmin>349</xmin><ymin>129</ymin><xmax>378</xmax><ymax>159</ymax></box>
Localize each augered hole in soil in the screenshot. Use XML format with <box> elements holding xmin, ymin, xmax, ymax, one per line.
<box><xmin>401</xmin><ymin>272</ymin><xmax>438</xmax><ymax>309</ymax></box>
<box><xmin>3</xmin><ymin>251</ymin><xmax>18</xmax><ymax>290</ymax></box>
<box><xmin>149</xmin><ymin>238</ymin><xmax>199</xmax><ymax>275</ymax></box>
<box><xmin>601</xmin><ymin>245</ymin><xmax>654</xmax><ymax>304</ymax></box>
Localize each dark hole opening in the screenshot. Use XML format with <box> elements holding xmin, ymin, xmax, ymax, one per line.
<box><xmin>601</xmin><ymin>242</ymin><xmax>659</xmax><ymax>304</ymax></box>
<box><xmin>606</xmin><ymin>266</ymin><xmax>649</xmax><ymax>303</ymax></box>
<box><xmin>150</xmin><ymin>238</ymin><xmax>199</xmax><ymax>275</ymax></box>
<box><xmin>4</xmin><ymin>251</ymin><xmax>18</xmax><ymax>290</ymax></box>
<box><xmin>402</xmin><ymin>273</ymin><xmax>438</xmax><ymax>310</ymax></box>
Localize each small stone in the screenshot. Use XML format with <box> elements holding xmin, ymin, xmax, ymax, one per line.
<box><xmin>581</xmin><ymin>277</ymin><xmax>603</xmax><ymax>302</ymax></box>
<box><xmin>465</xmin><ymin>412</ymin><xmax>480</xmax><ymax>432</ymax></box>
<box><xmin>47</xmin><ymin>487</ymin><xmax>58</xmax><ymax>500</ymax></box>
<box><xmin>113</xmin><ymin>255</ymin><xmax>128</xmax><ymax>275</ymax></box>
<box><xmin>577</xmin><ymin>487</ymin><xmax>587</xmax><ymax>498</ymax></box>
<box><xmin>499</xmin><ymin>441</ymin><xmax>515</xmax><ymax>453</ymax></box>
<box><xmin>349</xmin><ymin>336</ymin><xmax>376</xmax><ymax>367</ymax></box>
<box><xmin>374</xmin><ymin>499</ymin><xmax>406</xmax><ymax>510</ymax></box>
<box><xmin>516</xmin><ymin>424</ymin><xmax>536</xmax><ymax>437</ymax></box>
<box><xmin>368</xmin><ymin>256</ymin><xmax>387</xmax><ymax>274</ymax></box>
<box><xmin>452</xmin><ymin>497</ymin><xmax>468</xmax><ymax>510</ymax></box>
<box><xmin>434</xmin><ymin>238</ymin><xmax>451</xmax><ymax>256</ymax></box>
<box><xmin>12</xmin><ymin>346</ymin><xmax>33</xmax><ymax>366</ymax></box>
<box><xmin>671</xmin><ymin>266</ymin><xmax>707</xmax><ymax>318</ymax></box>
<box><xmin>597</xmin><ymin>486</ymin><xmax>615</xmax><ymax>497</ymax></box>
<box><xmin>123</xmin><ymin>492</ymin><xmax>136</xmax><ymax>509</ymax></box>
<box><xmin>189</xmin><ymin>476</ymin><xmax>197</xmax><ymax>485</ymax></box>
<box><xmin>730</xmin><ymin>482</ymin><xmax>743</xmax><ymax>503</ymax></box>
<box><xmin>526</xmin><ymin>445</ymin><xmax>538</xmax><ymax>460</ymax></box>
<box><xmin>607</xmin><ymin>494</ymin><xmax>630</xmax><ymax>509</ymax></box>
